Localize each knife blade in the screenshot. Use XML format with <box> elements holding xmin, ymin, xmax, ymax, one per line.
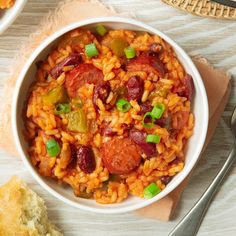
<box><xmin>211</xmin><ymin>0</ymin><xmax>236</xmax><ymax>8</ymax></box>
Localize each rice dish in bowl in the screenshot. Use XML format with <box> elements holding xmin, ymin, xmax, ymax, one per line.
<box><xmin>12</xmin><ymin>17</ymin><xmax>208</xmax><ymax>213</ymax></box>
<box><xmin>24</xmin><ymin>25</ymin><xmax>194</xmax><ymax>204</ymax></box>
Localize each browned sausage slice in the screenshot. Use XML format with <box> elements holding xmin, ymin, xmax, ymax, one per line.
<box><xmin>65</xmin><ymin>63</ymin><xmax>103</xmax><ymax>98</ymax></box>
<box><xmin>101</xmin><ymin>137</ymin><xmax>141</xmax><ymax>174</ymax></box>
<box><xmin>127</xmin><ymin>52</ymin><xmax>165</xmax><ymax>77</ymax></box>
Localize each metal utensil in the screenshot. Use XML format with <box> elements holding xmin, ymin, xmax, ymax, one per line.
<box><xmin>169</xmin><ymin>107</ymin><xmax>236</xmax><ymax>236</ymax></box>
<box><xmin>211</xmin><ymin>0</ymin><xmax>236</xmax><ymax>8</ymax></box>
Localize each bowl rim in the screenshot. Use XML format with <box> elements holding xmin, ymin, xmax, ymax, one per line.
<box><xmin>12</xmin><ymin>16</ymin><xmax>209</xmax><ymax>214</ymax></box>
<box><xmin>0</xmin><ymin>0</ymin><xmax>27</xmax><ymax>34</ymax></box>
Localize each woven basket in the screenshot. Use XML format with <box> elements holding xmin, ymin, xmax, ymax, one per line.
<box><xmin>162</xmin><ymin>0</ymin><xmax>236</xmax><ymax>19</ymax></box>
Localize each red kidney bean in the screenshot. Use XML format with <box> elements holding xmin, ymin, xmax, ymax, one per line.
<box><xmin>138</xmin><ymin>102</ymin><xmax>167</xmax><ymax>127</ymax></box>
<box><xmin>170</xmin><ymin>157</ymin><xmax>180</xmax><ymax>165</ymax></box>
<box><xmin>137</xmin><ymin>102</ymin><xmax>152</xmax><ymax>115</ymax></box>
<box><xmin>149</xmin><ymin>43</ymin><xmax>162</xmax><ymax>53</ymax></box>
<box><xmin>183</xmin><ymin>74</ymin><xmax>194</xmax><ymax>100</ymax></box>
<box><xmin>121</xmin><ymin>123</ymin><xmax>133</xmax><ymax>137</ymax></box>
<box><xmin>126</xmin><ymin>75</ymin><xmax>144</xmax><ymax>102</ymax></box>
<box><xmin>92</xmin><ymin>81</ymin><xmax>111</xmax><ymax>110</ymax></box>
<box><xmin>102</xmin><ymin>126</ymin><xmax>117</xmax><ymax>137</ymax></box>
<box><xmin>160</xmin><ymin>176</ymin><xmax>172</xmax><ymax>185</ymax></box>
<box><xmin>129</xmin><ymin>129</ymin><xmax>156</xmax><ymax>158</ymax></box>
<box><xmin>154</xmin><ymin>117</ymin><xmax>166</xmax><ymax>127</ymax></box>
<box><xmin>50</xmin><ymin>53</ymin><xmax>82</xmax><ymax>78</ymax></box>
<box><xmin>76</xmin><ymin>146</ymin><xmax>96</xmax><ymax>174</ymax></box>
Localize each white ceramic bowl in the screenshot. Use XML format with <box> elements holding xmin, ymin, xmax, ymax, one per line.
<box><xmin>12</xmin><ymin>17</ymin><xmax>208</xmax><ymax>214</ymax></box>
<box><xmin>0</xmin><ymin>0</ymin><xmax>27</xmax><ymax>34</ymax></box>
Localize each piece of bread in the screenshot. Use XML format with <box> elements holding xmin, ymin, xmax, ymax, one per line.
<box><xmin>0</xmin><ymin>176</ymin><xmax>63</xmax><ymax>236</ymax></box>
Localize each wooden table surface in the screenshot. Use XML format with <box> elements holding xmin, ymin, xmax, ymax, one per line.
<box><xmin>0</xmin><ymin>0</ymin><xmax>236</xmax><ymax>235</ymax></box>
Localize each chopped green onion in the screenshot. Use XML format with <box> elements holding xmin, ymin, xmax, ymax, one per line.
<box><xmin>144</xmin><ymin>183</ymin><xmax>161</xmax><ymax>199</ymax></box>
<box><xmin>85</xmin><ymin>43</ymin><xmax>99</xmax><ymax>58</ymax></box>
<box><xmin>46</xmin><ymin>138</ymin><xmax>61</xmax><ymax>157</ymax></box>
<box><xmin>146</xmin><ymin>134</ymin><xmax>161</xmax><ymax>144</ymax></box>
<box><xmin>54</xmin><ymin>103</ymin><xmax>71</xmax><ymax>115</ymax></box>
<box><xmin>95</xmin><ymin>24</ymin><xmax>107</xmax><ymax>36</ymax></box>
<box><xmin>72</xmin><ymin>96</ymin><xmax>83</xmax><ymax>108</ymax></box>
<box><xmin>124</xmin><ymin>47</ymin><xmax>136</xmax><ymax>59</ymax></box>
<box><xmin>142</xmin><ymin>112</ymin><xmax>154</xmax><ymax>128</ymax></box>
<box><xmin>151</xmin><ymin>103</ymin><xmax>165</xmax><ymax>119</ymax></box>
<box><xmin>116</xmin><ymin>99</ymin><xmax>131</xmax><ymax>113</ymax></box>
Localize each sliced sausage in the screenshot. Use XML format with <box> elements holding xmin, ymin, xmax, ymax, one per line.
<box><xmin>127</xmin><ymin>52</ymin><xmax>165</xmax><ymax>77</ymax></box>
<box><xmin>65</xmin><ymin>63</ymin><xmax>103</xmax><ymax>98</ymax></box>
<box><xmin>50</xmin><ymin>53</ymin><xmax>82</xmax><ymax>78</ymax></box>
<box><xmin>101</xmin><ymin>137</ymin><xmax>141</xmax><ymax>174</ymax></box>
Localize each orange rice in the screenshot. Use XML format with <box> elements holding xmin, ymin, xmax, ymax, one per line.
<box><xmin>24</xmin><ymin>27</ymin><xmax>194</xmax><ymax>204</ymax></box>
<box><xmin>0</xmin><ymin>0</ymin><xmax>15</xmax><ymax>9</ymax></box>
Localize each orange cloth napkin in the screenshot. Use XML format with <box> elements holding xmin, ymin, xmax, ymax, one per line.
<box><xmin>0</xmin><ymin>0</ymin><xmax>231</xmax><ymax>221</ymax></box>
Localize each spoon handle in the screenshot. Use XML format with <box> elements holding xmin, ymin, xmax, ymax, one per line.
<box><xmin>169</xmin><ymin>145</ymin><xmax>236</xmax><ymax>236</ymax></box>
<box><xmin>211</xmin><ymin>0</ymin><xmax>236</xmax><ymax>8</ymax></box>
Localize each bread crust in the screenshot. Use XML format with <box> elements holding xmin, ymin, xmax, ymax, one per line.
<box><xmin>0</xmin><ymin>176</ymin><xmax>63</xmax><ymax>236</ymax></box>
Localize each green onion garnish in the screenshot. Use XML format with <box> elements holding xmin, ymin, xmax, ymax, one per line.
<box><xmin>146</xmin><ymin>134</ymin><xmax>161</xmax><ymax>144</ymax></box>
<box><xmin>95</xmin><ymin>24</ymin><xmax>107</xmax><ymax>36</ymax></box>
<box><xmin>144</xmin><ymin>183</ymin><xmax>161</xmax><ymax>199</ymax></box>
<box><xmin>124</xmin><ymin>47</ymin><xmax>136</xmax><ymax>59</ymax></box>
<box><xmin>72</xmin><ymin>96</ymin><xmax>83</xmax><ymax>108</ymax></box>
<box><xmin>151</xmin><ymin>103</ymin><xmax>165</xmax><ymax>119</ymax></box>
<box><xmin>46</xmin><ymin>138</ymin><xmax>61</xmax><ymax>157</ymax></box>
<box><xmin>116</xmin><ymin>98</ymin><xmax>131</xmax><ymax>113</ymax></box>
<box><xmin>85</xmin><ymin>43</ymin><xmax>99</xmax><ymax>58</ymax></box>
<box><xmin>142</xmin><ymin>112</ymin><xmax>154</xmax><ymax>128</ymax></box>
<box><xmin>54</xmin><ymin>103</ymin><xmax>71</xmax><ymax>115</ymax></box>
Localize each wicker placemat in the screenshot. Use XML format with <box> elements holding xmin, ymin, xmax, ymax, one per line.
<box><xmin>162</xmin><ymin>0</ymin><xmax>236</xmax><ymax>19</ymax></box>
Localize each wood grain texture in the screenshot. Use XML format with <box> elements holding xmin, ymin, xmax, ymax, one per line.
<box><xmin>0</xmin><ymin>0</ymin><xmax>236</xmax><ymax>235</ymax></box>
